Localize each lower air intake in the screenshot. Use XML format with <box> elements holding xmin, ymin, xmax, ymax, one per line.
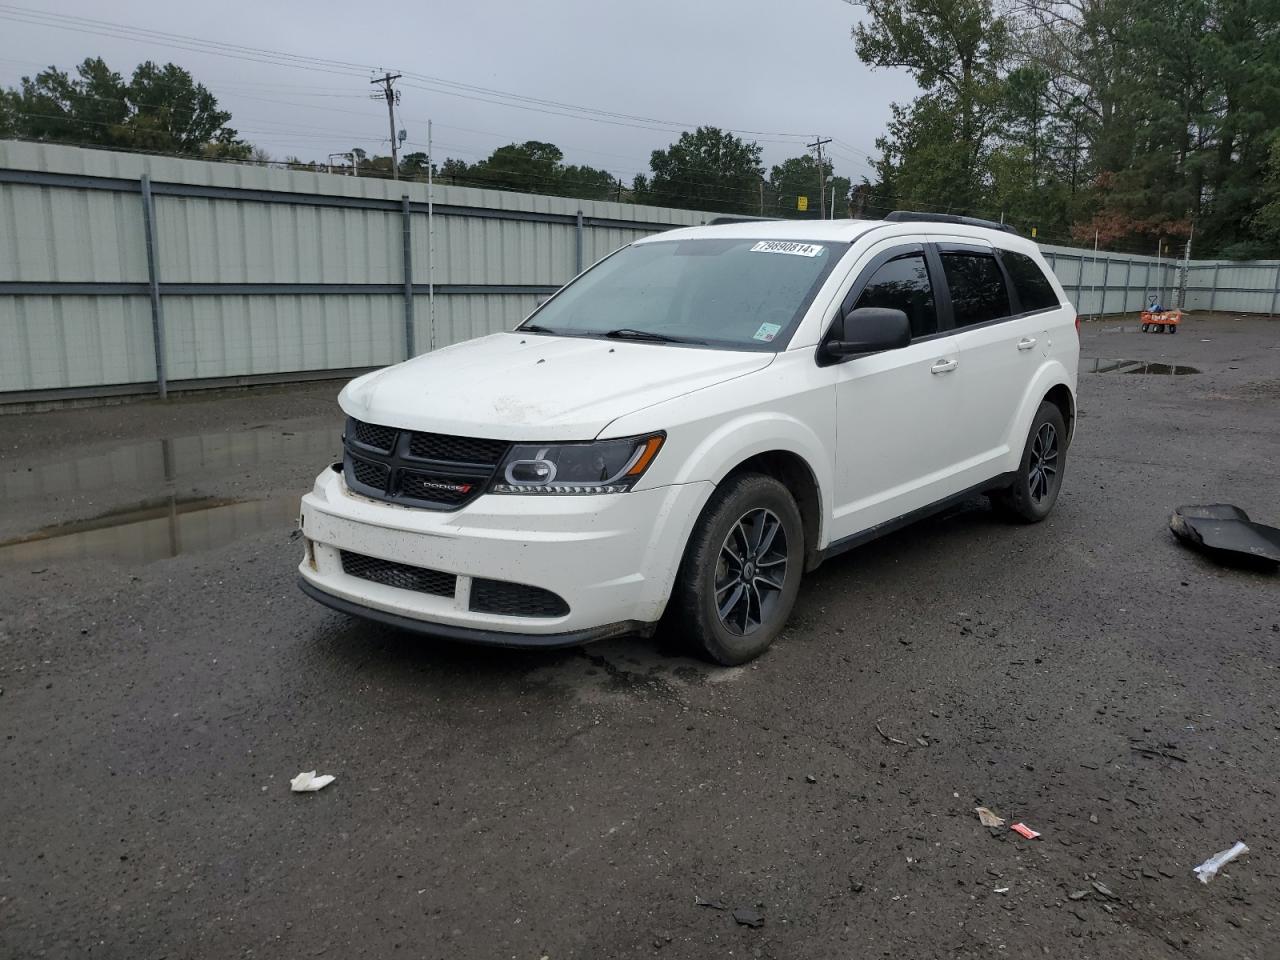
<box><xmin>340</xmin><ymin>551</ymin><xmax>456</xmax><ymax>598</ymax></box>
<box><xmin>469</xmin><ymin>578</ymin><xmax>570</xmax><ymax>618</ymax></box>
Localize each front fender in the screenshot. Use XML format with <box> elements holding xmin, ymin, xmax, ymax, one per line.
<box><xmin>661</xmin><ymin>410</ymin><xmax>834</xmax><ymax>550</ymax></box>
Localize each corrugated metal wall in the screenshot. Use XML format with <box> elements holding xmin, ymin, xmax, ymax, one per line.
<box><xmin>2</xmin><ymin>141</ymin><xmax>1277</xmax><ymax>401</ymax></box>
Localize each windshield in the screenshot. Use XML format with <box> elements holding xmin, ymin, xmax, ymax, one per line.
<box><xmin>521</xmin><ymin>237</ymin><xmax>843</xmax><ymax>350</ymax></box>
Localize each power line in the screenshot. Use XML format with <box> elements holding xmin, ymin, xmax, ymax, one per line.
<box><xmin>0</xmin><ymin>5</ymin><xmax>819</xmax><ymax>146</ymax></box>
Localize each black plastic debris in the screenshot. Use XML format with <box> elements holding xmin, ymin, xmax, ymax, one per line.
<box><xmin>1170</xmin><ymin>504</ymin><xmax>1280</xmax><ymax>569</ymax></box>
<box><xmin>732</xmin><ymin>906</ymin><xmax>765</xmax><ymax>928</ymax></box>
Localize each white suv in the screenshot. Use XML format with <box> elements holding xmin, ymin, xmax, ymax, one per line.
<box><xmin>298</xmin><ymin>213</ymin><xmax>1078</xmax><ymax>664</ymax></box>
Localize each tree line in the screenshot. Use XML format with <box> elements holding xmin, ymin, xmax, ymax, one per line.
<box><xmin>419</xmin><ymin>129</ymin><xmax>852</xmax><ymax>220</ymax></box>
<box><xmin>852</xmin><ymin>0</ymin><xmax>1280</xmax><ymax>257</ymax></box>
<box><xmin>0</xmin><ymin>57</ymin><xmax>253</xmax><ymax>160</ymax></box>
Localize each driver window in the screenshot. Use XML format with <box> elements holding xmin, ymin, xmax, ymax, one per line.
<box><xmin>854</xmin><ymin>254</ymin><xmax>938</xmax><ymax>338</ymax></box>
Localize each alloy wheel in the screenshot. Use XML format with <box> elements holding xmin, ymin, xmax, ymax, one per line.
<box><xmin>1028</xmin><ymin>422</ymin><xmax>1059</xmax><ymax>504</ymax></box>
<box><xmin>713</xmin><ymin>508</ymin><xmax>789</xmax><ymax>636</ymax></box>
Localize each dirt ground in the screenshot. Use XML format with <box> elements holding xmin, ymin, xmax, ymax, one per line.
<box><xmin>1</xmin><ymin>312</ymin><xmax>1278</xmax><ymax>959</ymax></box>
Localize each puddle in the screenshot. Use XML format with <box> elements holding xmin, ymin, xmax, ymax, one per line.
<box><xmin>1085</xmin><ymin>358</ymin><xmax>1200</xmax><ymax>375</ymax></box>
<box><xmin>0</xmin><ymin>493</ymin><xmax>300</xmax><ymax>570</ymax></box>
<box><xmin>1</xmin><ymin>425</ymin><xmax>337</xmax><ymax>503</ymax></box>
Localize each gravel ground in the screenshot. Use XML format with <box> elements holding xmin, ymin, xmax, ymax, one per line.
<box><xmin>1</xmin><ymin>312</ymin><xmax>1278</xmax><ymax>959</ymax></box>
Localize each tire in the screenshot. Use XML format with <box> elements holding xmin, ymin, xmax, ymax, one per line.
<box><xmin>1169</xmin><ymin>324</ymin><xmax>1178</xmax><ymax>334</ymax></box>
<box><xmin>994</xmin><ymin>401</ymin><xmax>1068</xmax><ymax>523</ymax></box>
<box><xmin>1141</xmin><ymin>323</ymin><xmax>1149</xmax><ymax>332</ymax></box>
<box><xmin>671</xmin><ymin>472</ymin><xmax>805</xmax><ymax>665</ymax></box>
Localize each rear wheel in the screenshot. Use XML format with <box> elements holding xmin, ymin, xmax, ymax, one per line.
<box><xmin>671</xmin><ymin>473</ymin><xmax>804</xmax><ymax>665</ymax></box>
<box><xmin>995</xmin><ymin>401</ymin><xmax>1068</xmax><ymax>523</ymax></box>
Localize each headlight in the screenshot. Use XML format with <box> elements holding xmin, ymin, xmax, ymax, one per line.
<box><xmin>491</xmin><ymin>433</ymin><xmax>665</xmax><ymax>495</ymax></box>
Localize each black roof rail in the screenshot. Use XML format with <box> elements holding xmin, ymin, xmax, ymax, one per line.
<box><xmin>884</xmin><ymin>210</ymin><xmax>1018</xmax><ymax>235</ymax></box>
<box><xmin>705</xmin><ymin>215</ymin><xmax>779</xmax><ymax>225</ymax></box>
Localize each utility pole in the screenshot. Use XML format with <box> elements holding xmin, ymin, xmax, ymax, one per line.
<box><xmin>808</xmin><ymin>136</ymin><xmax>832</xmax><ymax>219</ymax></box>
<box><xmin>371</xmin><ymin>71</ymin><xmax>402</xmax><ymax>180</ymax></box>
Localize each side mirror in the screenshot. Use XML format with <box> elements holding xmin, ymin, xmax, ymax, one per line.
<box><xmin>825</xmin><ymin>307</ymin><xmax>911</xmax><ymax>358</ymax></box>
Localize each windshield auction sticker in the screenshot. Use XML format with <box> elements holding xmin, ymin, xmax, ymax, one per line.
<box><xmin>753</xmin><ymin>322</ymin><xmax>783</xmax><ymax>342</ymax></box>
<box><xmin>750</xmin><ymin>240</ymin><xmax>825</xmax><ymax>257</ymax></box>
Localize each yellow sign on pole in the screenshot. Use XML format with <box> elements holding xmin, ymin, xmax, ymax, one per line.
<box><xmin>797</xmin><ymin>196</ymin><xmax>809</xmax><ymax>212</ymax></box>
<box><xmin>1031</xmin><ymin>226</ymin><xmax>1038</xmax><ymax>238</ymax></box>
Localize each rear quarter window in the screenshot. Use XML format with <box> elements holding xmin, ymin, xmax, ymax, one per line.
<box><xmin>1001</xmin><ymin>251</ymin><xmax>1061</xmax><ymax>312</ymax></box>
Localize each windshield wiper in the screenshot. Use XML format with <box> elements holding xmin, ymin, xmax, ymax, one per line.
<box><xmin>602</xmin><ymin>328</ymin><xmax>706</xmax><ymax>345</ymax></box>
<box><xmin>518</xmin><ymin>323</ymin><xmax>557</xmax><ymax>334</ymax></box>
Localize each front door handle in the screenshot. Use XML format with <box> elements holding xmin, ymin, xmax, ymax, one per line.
<box><xmin>930</xmin><ymin>358</ymin><xmax>958</xmax><ymax>374</ymax></box>
<box><xmin>1017</xmin><ymin>337</ymin><xmax>1038</xmax><ymax>351</ymax></box>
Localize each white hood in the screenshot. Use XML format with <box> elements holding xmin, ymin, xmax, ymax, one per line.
<box><xmin>339</xmin><ymin>332</ymin><xmax>774</xmax><ymax>440</ymax></box>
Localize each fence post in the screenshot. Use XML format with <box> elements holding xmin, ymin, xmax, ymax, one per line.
<box><xmin>1122</xmin><ymin>259</ymin><xmax>1132</xmax><ymax>313</ymax></box>
<box><xmin>1271</xmin><ymin>263</ymin><xmax>1280</xmax><ymax>317</ymax></box>
<box><xmin>140</xmin><ymin>174</ymin><xmax>167</xmax><ymax>399</ymax></box>
<box><xmin>1098</xmin><ymin>256</ymin><xmax>1111</xmax><ymax>317</ymax></box>
<box><xmin>1208</xmin><ymin>262</ymin><xmax>1220</xmax><ymax>314</ymax></box>
<box><xmin>575</xmin><ymin>210</ymin><xmax>584</xmax><ymax>274</ymax></box>
<box><xmin>401</xmin><ymin>196</ymin><xmax>415</xmax><ymax>358</ymax></box>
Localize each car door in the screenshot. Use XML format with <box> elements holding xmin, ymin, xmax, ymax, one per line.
<box><xmin>931</xmin><ymin>242</ymin><xmax>1053</xmax><ymax>486</ymax></box>
<box><xmin>827</xmin><ymin>240</ymin><xmax>968</xmax><ymax>542</ymax></box>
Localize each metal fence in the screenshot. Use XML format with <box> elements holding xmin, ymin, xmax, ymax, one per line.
<box><xmin>1040</xmin><ymin>244</ymin><xmax>1280</xmax><ymax>317</ymax></box>
<box><xmin>2</xmin><ymin>141</ymin><xmax>1278</xmax><ymax>404</ymax></box>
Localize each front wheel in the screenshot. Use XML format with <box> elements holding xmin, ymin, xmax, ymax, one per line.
<box><xmin>671</xmin><ymin>473</ymin><xmax>805</xmax><ymax>665</ymax></box>
<box><xmin>994</xmin><ymin>401</ymin><xmax>1068</xmax><ymax>523</ymax></box>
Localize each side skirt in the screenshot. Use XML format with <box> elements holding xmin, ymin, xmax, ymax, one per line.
<box><xmin>818</xmin><ymin>472</ymin><xmax>1018</xmax><ymax>564</ymax></box>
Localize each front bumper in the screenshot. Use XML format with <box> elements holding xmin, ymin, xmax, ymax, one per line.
<box><xmin>297</xmin><ymin>467</ymin><xmax>713</xmax><ymax>641</ymax></box>
<box><xmin>298</xmin><ymin>577</ymin><xmax>648</xmax><ymax>647</ymax></box>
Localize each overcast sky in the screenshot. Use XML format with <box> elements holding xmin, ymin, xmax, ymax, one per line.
<box><xmin>0</xmin><ymin>0</ymin><xmax>919</xmax><ymax>184</ymax></box>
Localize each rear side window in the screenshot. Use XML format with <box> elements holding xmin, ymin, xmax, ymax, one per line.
<box><xmin>853</xmin><ymin>253</ymin><xmax>938</xmax><ymax>338</ymax></box>
<box><xmin>1001</xmin><ymin>251</ymin><xmax>1060</xmax><ymax>312</ymax></box>
<box><xmin>940</xmin><ymin>252</ymin><xmax>1011</xmax><ymax>328</ymax></box>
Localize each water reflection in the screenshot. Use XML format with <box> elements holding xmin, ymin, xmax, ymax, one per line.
<box><xmin>0</xmin><ymin>426</ymin><xmax>336</xmax><ymax>503</ymax></box>
<box><xmin>1085</xmin><ymin>358</ymin><xmax>1200</xmax><ymax>375</ymax></box>
<box><xmin>0</xmin><ymin>493</ymin><xmax>301</xmax><ymax>569</ymax></box>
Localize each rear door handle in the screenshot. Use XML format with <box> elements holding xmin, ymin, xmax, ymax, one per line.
<box><xmin>930</xmin><ymin>358</ymin><xmax>958</xmax><ymax>374</ymax></box>
<box><xmin>1017</xmin><ymin>337</ymin><xmax>1038</xmax><ymax>351</ymax></box>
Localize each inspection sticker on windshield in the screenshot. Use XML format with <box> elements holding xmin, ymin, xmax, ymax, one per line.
<box><xmin>753</xmin><ymin>322</ymin><xmax>782</xmax><ymax>342</ymax></box>
<box><xmin>750</xmin><ymin>240</ymin><xmax>824</xmax><ymax>257</ymax></box>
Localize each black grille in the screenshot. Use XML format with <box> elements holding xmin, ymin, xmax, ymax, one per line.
<box><xmin>408</xmin><ymin>432</ymin><xmax>508</xmax><ymax>465</ymax></box>
<box><xmin>350</xmin><ymin>456</ymin><xmax>389</xmax><ymax>491</ymax></box>
<box><xmin>470</xmin><ymin>578</ymin><xmax>570</xmax><ymax>618</ymax></box>
<box><xmin>352</xmin><ymin>420</ymin><xmax>397</xmax><ymax>452</ymax></box>
<box><xmin>343</xmin><ymin>417</ymin><xmax>508</xmax><ymax>511</ymax></box>
<box><xmin>340</xmin><ymin>551</ymin><xmax>456</xmax><ymax>597</ymax></box>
